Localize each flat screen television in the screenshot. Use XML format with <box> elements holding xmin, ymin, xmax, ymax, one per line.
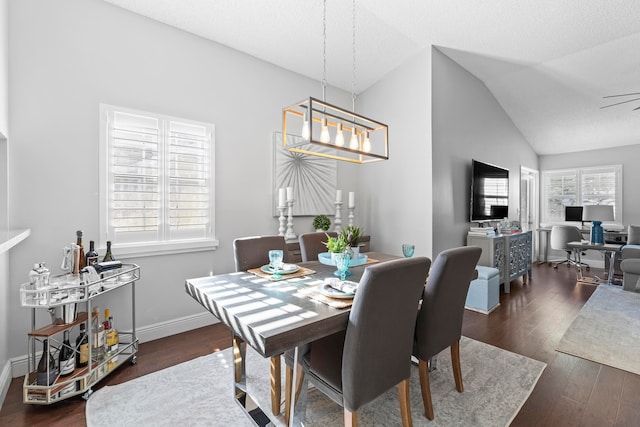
<box><xmin>470</xmin><ymin>159</ymin><xmax>509</xmax><ymax>222</ymax></box>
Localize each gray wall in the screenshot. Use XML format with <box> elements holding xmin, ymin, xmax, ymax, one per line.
<box><xmin>7</xmin><ymin>0</ymin><xmax>353</xmax><ymax>367</ymax></box>
<box><xmin>539</xmin><ymin>144</ymin><xmax>640</xmax><ymax>228</ymax></box>
<box><xmin>0</xmin><ymin>0</ymin><xmax>9</xmax><ymax>406</ymax></box>
<box><xmin>431</xmin><ymin>47</ymin><xmax>539</xmax><ymax>256</ymax></box>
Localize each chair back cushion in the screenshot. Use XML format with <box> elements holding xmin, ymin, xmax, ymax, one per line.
<box><xmin>628</xmin><ymin>225</ymin><xmax>640</xmax><ymax>245</ymax></box>
<box><xmin>233</xmin><ymin>235</ymin><xmax>289</xmax><ymax>272</ymax></box>
<box><xmin>414</xmin><ymin>246</ymin><xmax>482</xmax><ymax>361</ymax></box>
<box><xmin>550</xmin><ymin>225</ymin><xmax>583</xmax><ymax>251</ymax></box>
<box><xmin>341</xmin><ymin>256</ymin><xmax>431</xmax><ymax>411</ymax></box>
<box><xmin>299</xmin><ymin>232</ymin><xmax>338</xmax><ymax>262</ymax></box>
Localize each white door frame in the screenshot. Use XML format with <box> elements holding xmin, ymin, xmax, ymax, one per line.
<box><xmin>520</xmin><ymin>166</ymin><xmax>540</xmax><ymax>260</ymax></box>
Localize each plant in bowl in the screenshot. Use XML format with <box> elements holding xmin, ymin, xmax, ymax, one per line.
<box><xmin>340</xmin><ymin>225</ymin><xmax>363</xmax><ymax>249</ymax></box>
<box><xmin>323</xmin><ymin>233</ymin><xmax>348</xmax><ymax>254</ymax></box>
<box><xmin>313</xmin><ymin>214</ymin><xmax>331</xmax><ymax>232</ymax></box>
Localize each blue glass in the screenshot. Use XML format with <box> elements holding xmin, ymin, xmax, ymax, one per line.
<box><xmin>334</xmin><ymin>253</ymin><xmax>351</xmax><ymax>281</ymax></box>
<box><xmin>402</xmin><ymin>244</ymin><xmax>415</xmax><ymax>258</ymax></box>
<box><xmin>268</xmin><ymin>249</ymin><xmax>284</xmax><ymax>279</ymax></box>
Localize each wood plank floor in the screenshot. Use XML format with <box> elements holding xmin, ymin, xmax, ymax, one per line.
<box><xmin>1</xmin><ymin>262</ymin><xmax>639</xmax><ymax>426</ymax></box>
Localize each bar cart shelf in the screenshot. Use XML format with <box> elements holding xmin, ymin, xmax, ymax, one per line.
<box><xmin>21</xmin><ymin>264</ymin><xmax>140</xmax><ymax>404</ymax></box>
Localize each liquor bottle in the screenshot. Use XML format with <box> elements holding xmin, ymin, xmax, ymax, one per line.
<box><xmin>91</xmin><ymin>307</ymin><xmax>105</xmax><ymax>362</ymax></box>
<box><xmin>106</xmin><ymin>313</ymin><xmax>119</xmax><ymax>365</ymax></box>
<box><xmin>58</xmin><ymin>330</ymin><xmax>75</xmax><ymax>377</ymax></box>
<box><xmin>36</xmin><ymin>339</ymin><xmax>58</xmax><ymax>386</ymax></box>
<box><xmin>102</xmin><ymin>241</ymin><xmax>115</xmax><ymax>262</ymax></box>
<box><xmin>75</xmin><ymin>323</ymin><xmax>89</xmax><ymax>368</ymax></box>
<box><xmin>75</xmin><ymin>230</ymin><xmax>86</xmax><ymax>271</ymax></box>
<box><xmin>103</xmin><ymin>309</ymin><xmax>111</xmax><ymax>357</ymax></box>
<box><xmin>85</xmin><ymin>240</ymin><xmax>99</xmax><ymax>266</ymax></box>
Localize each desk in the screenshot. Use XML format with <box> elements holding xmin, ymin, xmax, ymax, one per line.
<box><xmin>537</xmin><ymin>227</ymin><xmax>627</xmax><ymax>263</ymax></box>
<box><xmin>567</xmin><ymin>241</ymin><xmax>624</xmax><ymax>285</ymax></box>
<box><xmin>185</xmin><ymin>252</ymin><xmax>398</xmax><ymax>426</ymax></box>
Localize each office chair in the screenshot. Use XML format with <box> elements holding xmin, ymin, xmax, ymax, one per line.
<box><xmin>549</xmin><ymin>225</ymin><xmax>589</xmax><ymax>270</ymax></box>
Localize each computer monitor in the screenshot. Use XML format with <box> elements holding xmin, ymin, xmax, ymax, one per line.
<box><xmin>565</xmin><ymin>206</ymin><xmax>583</xmax><ymax>222</ymax></box>
<box><xmin>582</xmin><ymin>204</ymin><xmax>615</xmax><ymax>222</ymax></box>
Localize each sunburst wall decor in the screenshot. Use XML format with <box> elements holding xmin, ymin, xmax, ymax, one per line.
<box><xmin>273</xmin><ymin>132</ymin><xmax>337</xmax><ymax>216</ymax></box>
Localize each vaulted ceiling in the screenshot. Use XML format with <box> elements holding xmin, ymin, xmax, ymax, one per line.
<box><xmin>102</xmin><ymin>0</ymin><xmax>640</xmax><ymax>155</ymax></box>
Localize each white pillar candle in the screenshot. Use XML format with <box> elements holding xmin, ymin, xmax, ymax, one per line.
<box><xmin>348</xmin><ymin>192</ymin><xmax>355</xmax><ymax>209</ymax></box>
<box><xmin>286</xmin><ymin>186</ymin><xmax>294</xmax><ymax>201</ymax></box>
<box><xmin>336</xmin><ymin>189</ymin><xmax>342</xmax><ymax>203</ymax></box>
<box><xmin>278</xmin><ymin>188</ymin><xmax>286</xmax><ymax>207</ymax></box>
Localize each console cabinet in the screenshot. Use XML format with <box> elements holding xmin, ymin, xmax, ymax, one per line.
<box><xmin>467</xmin><ymin>231</ymin><xmax>532</xmax><ymax>293</ymax></box>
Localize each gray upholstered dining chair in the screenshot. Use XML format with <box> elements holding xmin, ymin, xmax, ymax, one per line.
<box><xmin>413</xmin><ymin>246</ymin><xmax>482</xmax><ymax>420</ymax></box>
<box><xmin>298</xmin><ymin>231</ymin><xmax>337</xmax><ymax>262</ymax></box>
<box><xmin>621</xmin><ymin>225</ymin><xmax>640</xmax><ymax>292</ymax></box>
<box><xmin>286</xmin><ymin>256</ymin><xmax>431</xmax><ymax>426</ymax></box>
<box><xmin>232</xmin><ymin>235</ymin><xmax>290</xmax><ymax>416</ymax></box>
<box><xmin>550</xmin><ymin>225</ymin><xmax>589</xmax><ymax>269</ymax></box>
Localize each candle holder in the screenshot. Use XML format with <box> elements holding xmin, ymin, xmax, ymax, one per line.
<box><xmin>277</xmin><ymin>205</ymin><xmax>287</xmax><ymax>236</ymax></box>
<box><xmin>334</xmin><ymin>201</ymin><xmax>343</xmax><ymax>232</ymax></box>
<box><xmin>348</xmin><ymin>206</ymin><xmax>355</xmax><ymax>226</ymax></box>
<box><xmin>285</xmin><ymin>199</ymin><xmax>297</xmax><ymax>240</ymax></box>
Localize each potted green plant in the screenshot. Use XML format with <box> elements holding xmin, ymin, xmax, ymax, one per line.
<box><xmin>323</xmin><ymin>233</ymin><xmax>348</xmax><ymax>258</ymax></box>
<box><xmin>340</xmin><ymin>225</ymin><xmax>363</xmax><ymax>255</ymax></box>
<box><xmin>313</xmin><ymin>214</ymin><xmax>331</xmax><ymax>232</ymax></box>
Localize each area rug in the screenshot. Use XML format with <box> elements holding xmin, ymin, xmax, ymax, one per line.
<box><xmin>557</xmin><ymin>285</ymin><xmax>640</xmax><ymax>375</ymax></box>
<box><xmin>86</xmin><ymin>336</ymin><xmax>545</xmax><ymax>427</ymax></box>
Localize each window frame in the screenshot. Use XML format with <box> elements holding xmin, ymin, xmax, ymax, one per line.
<box><xmin>99</xmin><ymin>104</ymin><xmax>218</xmax><ymax>258</ymax></box>
<box><xmin>540</xmin><ymin>164</ymin><xmax>622</xmax><ymax>226</ymax></box>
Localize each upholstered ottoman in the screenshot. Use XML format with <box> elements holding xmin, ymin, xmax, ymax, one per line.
<box><xmin>465</xmin><ymin>266</ymin><xmax>500</xmax><ymax>314</ymax></box>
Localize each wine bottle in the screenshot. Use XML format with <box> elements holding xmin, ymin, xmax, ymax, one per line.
<box><xmin>85</xmin><ymin>240</ymin><xmax>99</xmax><ymax>266</ymax></box>
<box><xmin>75</xmin><ymin>323</ymin><xmax>89</xmax><ymax>368</ymax></box>
<box><xmin>102</xmin><ymin>241</ymin><xmax>115</xmax><ymax>262</ymax></box>
<box><xmin>58</xmin><ymin>330</ymin><xmax>75</xmax><ymax>377</ymax></box>
<box><xmin>91</xmin><ymin>307</ymin><xmax>105</xmax><ymax>362</ymax></box>
<box><xmin>106</xmin><ymin>313</ymin><xmax>119</xmax><ymax>365</ymax></box>
<box><xmin>76</xmin><ymin>230</ymin><xmax>86</xmax><ymax>271</ymax></box>
<box><xmin>36</xmin><ymin>339</ymin><xmax>58</xmax><ymax>386</ymax></box>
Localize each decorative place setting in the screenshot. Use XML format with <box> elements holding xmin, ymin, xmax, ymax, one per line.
<box><xmin>247</xmin><ymin>249</ymin><xmax>315</xmax><ymax>281</ymax></box>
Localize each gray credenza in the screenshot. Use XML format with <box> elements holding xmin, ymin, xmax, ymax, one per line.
<box><xmin>466</xmin><ymin>230</ymin><xmax>532</xmax><ymax>293</ymax></box>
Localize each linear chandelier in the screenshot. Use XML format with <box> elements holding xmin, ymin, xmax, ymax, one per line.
<box><xmin>282</xmin><ymin>0</ymin><xmax>388</xmax><ymax>164</ymax></box>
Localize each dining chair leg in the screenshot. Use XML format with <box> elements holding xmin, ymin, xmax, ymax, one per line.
<box><xmin>284</xmin><ymin>364</ymin><xmax>306</xmax><ymax>426</ymax></box>
<box><xmin>271</xmin><ymin>355</ymin><xmax>282</xmax><ymax>415</ymax></box>
<box><xmin>344</xmin><ymin>408</ymin><xmax>358</xmax><ymax>427</ymax></box>
<box><xmin>398</xmin><ymin>378</ymin><xmax>413</xmax><ymax>427</ymax></box>
<box><xmin>418</xmin><ymin>358</ymin><xmax>434</xmax><ymax>420</ymax></box>
<box><xmin>451</xmin><ymin>341</ymin><xmax>463</xmax><ymax>393</ymax></box>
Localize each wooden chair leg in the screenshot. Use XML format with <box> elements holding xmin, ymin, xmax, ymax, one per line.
<box><xmin>284</xmin><ymin>364</ymin><xmax>306</xmax><ymax>426</ymax></box>
<box><xmin>344</xmin><ymin>408</ymin><xmax>358</xmax><ymax>427</ymax></box>
<box><xmin>398</xmin><ymin>378</ymin><xmax>413</xmax><ymax>427</ymax></box>
<box><xmin>271</xmin><ymin>355</ymin><xmax>281</xmax><ymax>415</ymax></box>
<box><xmin>451</xmin><ymin>341</ymin><xmax>463</xmax><ymax>392</ymax></box>
<box><xmin>418</xmin><ymin>358</ymin><xmax>434</xmax><ymax>420</ymax></box>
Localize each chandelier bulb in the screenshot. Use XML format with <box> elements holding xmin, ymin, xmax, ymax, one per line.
<box><xmin>301</xmin><ymin>112</ymin><xmax>310</xmax><ymax>140</ymax></box>
<box><xmin>335</xmin><ymin>123</ymin><xmax>345</xmax><ymax>146</ymax></box>
<box><xmin>363</xmin><ymin>131</ymin><xmax>371</xmax><ymax>153</ymax></box>
<box><xmin>320</xmin><ymin>117</ymin><xmax>330</xmax><ymax>143</ymax></box>
<box><xmin>349</xmin><ymin>127</ymin><xmax>359</xmax><ymax>150</ymax></box>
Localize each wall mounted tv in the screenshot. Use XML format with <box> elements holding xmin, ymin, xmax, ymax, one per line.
<box><xmin>470</xmin><ymin>159</ymin><xmax>509</xmax><ymax>222</ymax></box>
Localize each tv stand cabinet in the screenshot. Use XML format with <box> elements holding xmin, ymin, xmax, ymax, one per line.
<box><xmin>466</xmin><ymin>231</ymin><xmax>532</xmax><ymax>293</ymax></box>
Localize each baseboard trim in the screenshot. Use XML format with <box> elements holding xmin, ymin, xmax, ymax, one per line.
<box><xmin>10</xmin><ymin>312</ymin><xmax>218</xmax><ymax>378</ymax></box>
<box><xmin>0</xmin><ymin>360</ymin><xmax>12</xmax><ymax>411</ymax></box>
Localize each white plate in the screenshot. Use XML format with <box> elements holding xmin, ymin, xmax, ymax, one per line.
<box><xmin>319</xmin><ymin>280</ymin><xmax>358</xmax><ymax>299</ymax></box>
<box><xmin>260</xmin><ymin>263</ymin><xmax>300</xmax><ymax>274</ymax></box>
<box><xmin>317</xmin><ymin>252</ymin><xmax>368</xmax><ymax>267</ymax></box>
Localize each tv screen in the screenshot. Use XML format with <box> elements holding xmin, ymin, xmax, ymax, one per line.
<box><xmin>565</xmin><ymin>206</ymin><xmax>583</xmax><ymax>222</ymax></box>
<box><xmin>470</xmin><ymin>160</ymin><xmax>509</xmax><ymax>222</ymax></box>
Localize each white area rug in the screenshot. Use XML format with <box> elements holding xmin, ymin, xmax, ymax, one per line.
<box><xmin>557</xmin><ymin>285</ymin><xmax>640</xmax><ymax>375</ymax></box>
<box><xmin>86</xmin><ymin>337</ymin><xmax>545</xmax><ymax>427</ymax></box>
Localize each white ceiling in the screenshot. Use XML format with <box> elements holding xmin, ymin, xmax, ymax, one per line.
<box><xmin>102</xmin><ymin>0</ymin><xmax>640</xmax><ymax>155</ymax></box>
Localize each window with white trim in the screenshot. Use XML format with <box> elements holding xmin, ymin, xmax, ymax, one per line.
<box><xmin>541</xmin><ymin>165</ymin><xmax>622</xmax><ymax>224</ymax></box>
<box><xmin>100</xmin><ymin>105</ymin><xmax>216</xmax><ymax>256</ymax></box>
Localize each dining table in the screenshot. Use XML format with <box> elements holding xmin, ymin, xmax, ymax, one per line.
<box><xmin>185</xmin><ymin>251</ymin><xmax>400</xmax><ymax>426</ymax></box>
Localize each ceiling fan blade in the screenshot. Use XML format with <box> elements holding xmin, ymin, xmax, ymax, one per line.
<box><xmin>634</xmin><ymin>106</ymin><xmax>640</xmax><ymax>111</ymax></box>
<box><xmin>600</xmin><ymin>97</ymin><xmax>640</xmax><ymax>109</ymax></box>
<box><xmin>603</xmin><ymin>92</ymin><xmax>640</xmax><ymax>98</ymax></box>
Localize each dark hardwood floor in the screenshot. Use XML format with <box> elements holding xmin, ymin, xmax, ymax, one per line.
<box><xmin>1</xmin><ymin>262</ymin><xmax>639</xmax><ymax>426</ymax></box>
